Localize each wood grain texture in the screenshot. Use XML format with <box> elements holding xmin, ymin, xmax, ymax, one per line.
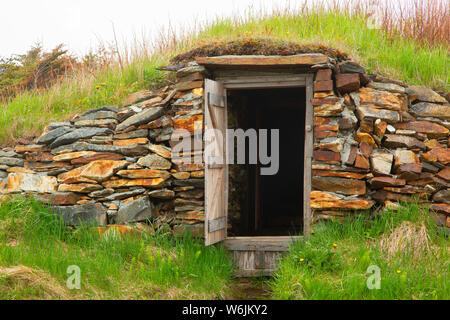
<box><xmin>204</xmin><ymin>79</ymin><xmax>228</xmax><ymax>246</ymax></box>
<box><xmin>304</xmin><ymin>74</ymin><xmax>314</xmax><ymax>238</ymax></box>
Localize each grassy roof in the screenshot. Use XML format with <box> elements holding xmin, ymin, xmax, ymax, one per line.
<box><xmin>170</xmin><ymin>39</ymin><xmax>349</xmax><ymax>64</ymax></box>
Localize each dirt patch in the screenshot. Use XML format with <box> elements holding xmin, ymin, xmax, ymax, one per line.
<box><xmin>227</xmin><ymin>278</ymin><xmax>272</xmax><ymax>300</ymax></box>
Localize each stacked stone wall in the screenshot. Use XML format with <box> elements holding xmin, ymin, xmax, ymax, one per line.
<box><xmin>0</xmin><ymin>53</ymin><xmax>449</xmax><ymax>233</ymax></box>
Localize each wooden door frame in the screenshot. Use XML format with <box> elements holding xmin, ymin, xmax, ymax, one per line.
<box><xmin>205</xmin><ymin>73</ymin><xmax>314</xmax><ymax>247</ymax></box>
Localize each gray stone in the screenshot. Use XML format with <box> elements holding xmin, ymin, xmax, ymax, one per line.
<box><xmin>77</xmin><ymin>111</ymin><xmax>118</xmax><ymax>121</ymax></box>
<box><xmin>176</xmin><ymin>64</ymin><xmax>207</xmax><ymax>78</ymax></box>
<box><xmin>422</xmin><ymin>162</ymin><xmax>440</xmax><ymax>173</ymax></box>
<box><xmin>50</xmin><ymin>128</ymin><xmax>114</xmax><ymax>148</ymax></box>
<box><xmin>37</xmin><ymin>126</ymin><xmax>73</xmax><ymax>145</ymax></box>
<box><xmin>54</xmin><ymin>203</ymin><xmax>107</xmax><ymax>226</ymax></box>
<box><xmin>367</xmin><ymin>81</ymin><xmax>406</xmax><ymax>94</ymax></box>
<box><xmin>0</xmin><ymin>157</ymin><xmax>25</xmax><ymax>167</ymax></box>
<box><xmin>338</xmin><ymin>61</ymin><xmax>365</xmax><ymax>74</ymax></box>
<box><xmin>116</xmin><ymin>196</ymin><xmax>153</xmax><ymax>224</ymax></box>
<box><xmin>173</xmin><ymin>179</ymin><xmax>205</xmax><ymax>189</ymax></box>
<box><xmin>0</xmin><ymin>171</ymin><xmax>7</xmax><ymax>179</ymax></box>
<box><xmin>356</xmin><ymin>106</ymin><xmax>400</xmax><ymax>124</ymax></box>
<box><xmin>74</xmin><ymin>119</ymin><xmax>118</xmax><ymax>128</ymax></box>
<box><xmin>409</xmin><ymin>102</ymin><xmax>450</xmax><ymax>120</ymax></box>
<box><xmin>152</xmin><ymin>127</ymin><xmax>174</xmax><ymax>143</ymax></box>
<box><xmin>114</xmin><ymin>129</ymin><xmax>149</xmax><ymax>140</ymax></box>
<box><xmin>173</xmin><ymin>93</ymin><xmax>202</xmax><ymax>106</ymax></box>
<box><xmin>340</xmin><ymin>107</ymin><xmax>358</xmax><ymax>129</ymax></box>
<box><xmin>433</xmin><ymin>189</ymin><xmax>450</xmax><ymax>204</ymax></box>
<box><xmin>383</xmin><ymin>134</ymin><xmax>426</xmax><ymax>150</ymax></box>
<box><xmin>137</xmin><ymin>154</ymin><xmax>171</xmax><ymax>169</ymax></box>
<box><xmin>52</xmin><ymin>142</ymin><xmax>148</xmax><ymax>157</ymax></box>
<box><xmin>116</xmin><ymin>107</ymin><xmax>165</xmax><ymax>132</ymax></box>
<box><xmin>0</xmin><ymin>150</ymin><xmax>19</xmax><ymax>158</ymax></box>
<box><xmin>370</xmin><ymin>151</ymin><xmax>393</xmax><ymax>175</ymax></box>
<box><xmin>129</xmin><ymin>106</ymin><xmax>142</xmax><ymax>113</ymax></box>
<box><xmin>386</xmin><ymin>125</ymin><xmax>396</xmax><ymax>133</ymax></box>
<box><xmin>100</xmin><ymin>188</ymin><xmax>146</xmax><ymax>202</ymax></box>
<box><xmin>81</xmin><ymin>106</ymin><xmax>118</xmax><ymax>116</ymax></box>
<box><xmin>48</xmin><ymin>122</ymin><xmax>72</xmax><ymax>129</ymax></box>
<box><xmin>406</xmin><ymin>86</ymin><xmax>447</xmax><ymax>104</ymax></box>
<box><xmin>89</xmin><ymin>135</ymin><xmax>114</xmax><ymax>145</ymax></box>
<box><xmin>89</xmin><ymin>188</ymin><xmax>115</xmax><ymax>198</ymax></box>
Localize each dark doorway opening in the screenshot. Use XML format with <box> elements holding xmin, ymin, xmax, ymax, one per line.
<box><xmin>227</xmin><ymin>87</ymin><xmax>306</xmax><ymax>237</ymax></box>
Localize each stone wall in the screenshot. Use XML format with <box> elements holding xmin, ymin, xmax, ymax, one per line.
<box><xmin>0</xmin><ymin>62</ymin><xmax>208</xmax><ymax>235</ymax></box>
<box><xmin>310</xmin><ymin>61</ymin><xmax>449</xmax><ymax>229</ymax></box>
<box><xmin>0</xmin><ymin>52</ymin><xmax>449</xmax><ymax>233</ymax></box>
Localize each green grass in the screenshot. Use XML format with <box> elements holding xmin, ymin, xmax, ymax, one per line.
<box><xmin>270</xmin><ymin>203</ymin><xmax>450</xmax><ymax>300</ymax></box>
<box><xmin>0</xmin><ymin>198</ymin><xmax>448</xmax><ymax>300</ymax></box>
<box><xmin>0</xmin><ymin>3</ymin><xmax>448</xmax><ymax>144</ymax></box>
<box><xmin>0</xmin><ymin>197</ymin><xmax>233</xmax><ymax>299</ymax></box>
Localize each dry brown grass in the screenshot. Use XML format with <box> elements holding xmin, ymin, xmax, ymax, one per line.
<box><xmin>0</xmin><ymin>265</ymin><xmax>73</xmax><ymax>300</ymax></box>
<box><xmin>379</xmin><ymin>221</ymin><xmax>433</xmax><ymax>261</ymax></box>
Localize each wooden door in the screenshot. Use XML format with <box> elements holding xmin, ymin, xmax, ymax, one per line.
<box><xmin>204</xmin><ymin>79</ymin><xmax>228</xmax><ymax>246</ymax></box>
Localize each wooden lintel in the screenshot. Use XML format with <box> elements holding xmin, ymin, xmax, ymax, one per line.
<box><xmin>196</xmin><ymin>54</ymin><xmax>329</xmax><ymax>67</ymax></box>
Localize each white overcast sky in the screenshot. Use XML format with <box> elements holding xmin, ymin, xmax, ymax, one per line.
<box><xmin>0</xmin><ymin>0</ymin><xmax>292</xmax><ymax>58</ymax></box>
<box><xmin>0</xmin><ymin>0</ymin><xmax>412</xmax><ymax>58</ymax></box>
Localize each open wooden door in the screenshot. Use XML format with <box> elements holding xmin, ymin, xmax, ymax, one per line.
<box><xmin>204</xmin><ymin>79</ymin><xmax>228</xmax><ymax>246</ymax></box>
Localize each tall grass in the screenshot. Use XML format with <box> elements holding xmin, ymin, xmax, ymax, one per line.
<box><xmin>0</xmin><ymin>0</ymin><xmax>448</xmax><ymax>145</ymax></box>
<box><xmin>0</xmin><ymin>198</ymin><xmax>233</xmax><ymax>299</ymax></box>
<box><xmin>270</xmin><ymin>202</ymin><xmax>450</xmax><ymax>300</ymax></box>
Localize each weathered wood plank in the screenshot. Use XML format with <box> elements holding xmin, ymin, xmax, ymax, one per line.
<box><xmin>208</xmin><ymin>216</ymin><xmax>227</xmax><ymax>233</ymax></box>
<box><xmin>224</xmin><ymin>236</ymin><xmax>302</xmax><ymax>252</ymax></box>
<box><xmin>214</xmin><ymin>69</ymin><xmax>311</xmax><ymax>79</ymax></box>
<box><xmin>224</xmin><ymin>80</ymin><xmax>306</xmax><ymax>89</ymax></box>
<box><xmin>217</xmin><ymin>74</ymin><xmax>307</xmax><ymax>84</ymax></box>
<box><xmin>204</xmin><ymin>79</ymin><xmax>228</xmax><ymax>246</ymax></box>
<box><xmin>197</xmin><ymin>54</ymin><xmax>329</xmax><ymax>67</ymax></box>
<box><xmin>304</xmin><ymin>74</ymin><xmax>314</xmax><ymax>238</ymax></box>
<box><xmin>231</xmin><ymin>250</ymin><xmax>286</xmax><ymax>277</ymax></box>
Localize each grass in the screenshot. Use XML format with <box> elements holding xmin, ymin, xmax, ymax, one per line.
<box><xmin>0</xmin><ymin>0</ymin><xmax>448</xmax><ymax>145</ymax></box>
<box><xmin>0</xmin><ymin>198</ymin><xmax>448</xmax><ymax>300</ymax></box>
<box><xmin>270</xmin><ymin>202</ymin><xmax>450</xmax><ymax>300</ymax></box>
<box><xmin>0</xmin><ymin>197</ymin><xmax>233</xmax><ymax>299</ymax></box>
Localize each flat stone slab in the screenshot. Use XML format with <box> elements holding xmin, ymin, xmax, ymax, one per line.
<box><xmin>7</xmin><ymin>173</ymin><xmax>57</xmax><ymax>193</ymax></box>
<box><xmin>54</xmin><ymin>203</ymin><xmax>107</xmax><ymax>226</ymax></box>
<box><xmin>116</xmin><ymin>196</ymin><xmax>153</xmax><ymax>224</ymax></box>
<box><xmin>50</xmin><ymin>128</ymin><xmax>114</xmax><ymax>148</ymax></box>
<box><xmin>409</xmin><ymin>102</ymin><xmax>450</xmax><ymax>120</ymax></box>
<box><xmin>116</xmin><ymin>107</ymin><xmax>164</xmax><ymax>132</ymax></box>
<box><xmin>37</xmin><ymin>127</ymin><xmax>73</xmax><ymax>145</ymax></box>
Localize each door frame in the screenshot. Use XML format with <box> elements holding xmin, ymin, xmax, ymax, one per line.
<box><xmin>205</xmin><ymin>73</ymin><xmax>314</xmax><ymax>247</ymax></box>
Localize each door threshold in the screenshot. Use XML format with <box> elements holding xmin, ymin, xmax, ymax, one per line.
<box><xmin>223</xmin><ymin>236</ymin><xmax>302</xmax><ymax>252</ymax></box>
